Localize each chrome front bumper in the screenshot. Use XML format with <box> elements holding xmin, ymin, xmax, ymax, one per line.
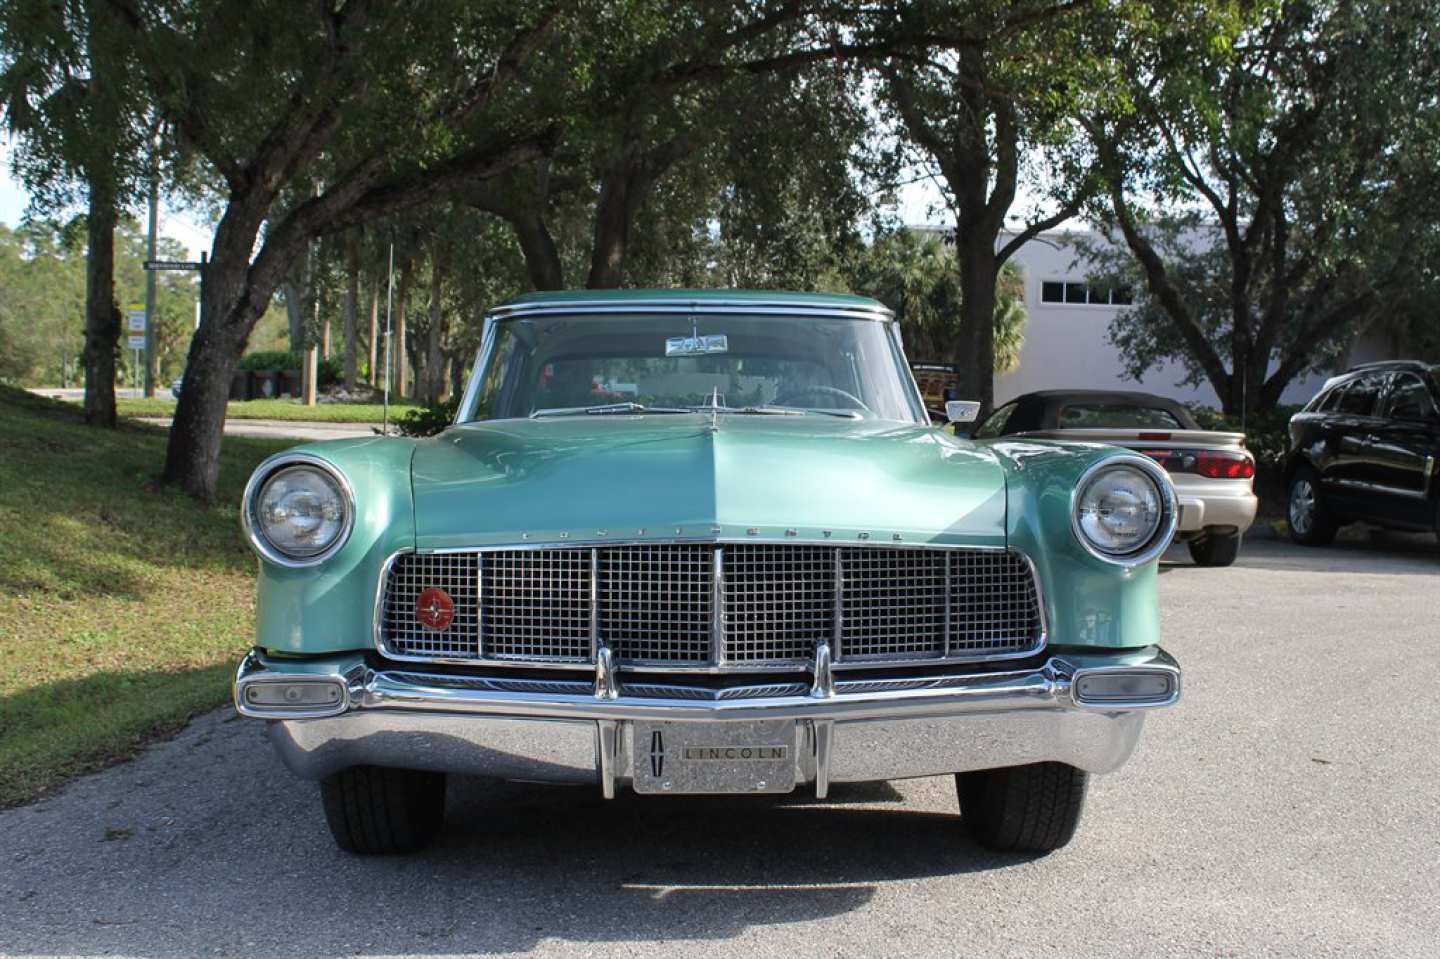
<box><xmin>234</xmin><ymin>647</ymin><xmax>1179</xmax><ymax>797</ymax></box>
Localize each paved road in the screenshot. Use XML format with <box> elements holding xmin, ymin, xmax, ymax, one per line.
<box><xmin>135</xmin><ymin>416</ymin><xmax>379</xmax><ymax>441</ymax></box>
<box><xmin>2</xmin><ymin>538</ymin><xmax>1437</xmax><ymax>958</ymax></box>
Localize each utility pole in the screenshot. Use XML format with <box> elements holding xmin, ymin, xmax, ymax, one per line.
<box><xmin>142</xmin><ymin>136</ymin><xmax>159</xmax><ymax>398</ymax></box>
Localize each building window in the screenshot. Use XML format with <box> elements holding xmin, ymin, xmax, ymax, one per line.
<box><xmin>1039</xmin><ymin>279</ymin><xmax>1137</xmax><ymax>306</ymax></box>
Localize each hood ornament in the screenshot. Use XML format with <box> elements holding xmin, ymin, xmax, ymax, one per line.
<box><xmin>706</xmin><ymin>386</ymin><xmax>721</xmax><ymax>433</ymax></box>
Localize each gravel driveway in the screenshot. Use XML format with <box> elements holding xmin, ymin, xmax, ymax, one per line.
<box><xmin>2</xmin><ymin>537</ymin><xmax>1437</xmax><ymax>958</ymax></box>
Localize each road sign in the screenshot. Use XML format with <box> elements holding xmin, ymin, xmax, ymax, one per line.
<box><xmin>128</xmin><ymin>334</ymin><xmax>147</xmax><ymax>350</ymax></box>
<box><xmin>143</xmin><ymin>259</ymin><xmax>205</xmax><ymax>271</ymax></box>
<box><xmin>126</xmin><ymin>308</ymin><xmax>146</xmax><ymax>333</ymax></box>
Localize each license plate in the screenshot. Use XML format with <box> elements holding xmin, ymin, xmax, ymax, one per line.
<box><xmin>631</xmin><ymin>720</ymin><xmax>797</xmax><ymax>794</ymax></box>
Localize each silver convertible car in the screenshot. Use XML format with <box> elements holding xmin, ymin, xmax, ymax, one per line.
<box><xmin>234</xmin><ymin>290</ymin><xmax>1181</xmax><ymax>856</ymax></box>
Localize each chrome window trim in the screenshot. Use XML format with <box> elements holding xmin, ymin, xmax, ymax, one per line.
<box><xmin>1069</xmin><ymin>454</ymin><xmax>1179</xmax><ymax>569</ymax></box>
<box><xmin>455</xmin><ymin>304</ymin><xmax>923</xmax><ymax>426</ymax></box>
<box><xmin>486</xmin><ymin>300</ymin><xmax>893</xmax><ymax>320</ymax></box>
<box><xmin>372</xmin><ymin>540</ymin><xmax>1047</xmax><ymax>672</ymax></box>
<box><xmin>454</xmin><ymin>316</ymin><xmax>497</xmax><ymax>425</ymax></box>
<box><xmin>241</xmin><ymin>452</ymin><xmax>356</xmax><ymax>569</ymax></box>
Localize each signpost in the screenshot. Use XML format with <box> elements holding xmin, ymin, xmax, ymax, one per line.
<box><xmin>141</xmin><ymin>253</ymin><xmax>208</xmax><ymax>392</ymax></box>
<box><xmin>143</xmin><ymin>259</ymin><xmax>206</xmax><ymax>271</ymax></box>
<box><xmin>126</xmin><ymin>306</ymin><xmax>147</xmax><ymax>351</ymax></box>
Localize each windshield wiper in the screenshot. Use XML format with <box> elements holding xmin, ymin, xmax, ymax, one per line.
<box><xmin>530</xmin><ymin>402</ymin><xmax>693</xmax><ymax>418</ymax></box>
<box><xmin>718</xmin><ymin>405</ymin><xmax>860</xmax><ymax>419</ymax></box>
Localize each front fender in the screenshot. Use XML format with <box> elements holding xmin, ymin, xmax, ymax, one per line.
<box><xmin>993</xmin><ymin>440</ymin><xmax>1164</xmax><ymax>651</ymax></box>
<box><xmin>251</xmin><ymin>436</ymin><xmax>417</xmax><ymax>655</ymax></box>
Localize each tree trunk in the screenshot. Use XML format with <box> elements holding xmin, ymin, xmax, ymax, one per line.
<box><xmin>161</xmin><ymin>246</ymin><xmax>263</xmax><ymax>499</ymax></box>
<box><xmin>343</xmin><ymin>234</ymin><xmax>360</xmax><ymax>387</ymax></box>
<box><xmin>425</xmin><ymin>255</ymin><xmax>446</xmax><ymax>404</ymax></box>
<box><xmin>283</xmin><ymin>280</ymin><xmax>307</xmax><ymax>354</ymax></box>
<box><xmin>955</xmin><ymin>236</ymin><xmax>998</xmax><ymax>414</ymax></box>
<box><xmin>394</xmin><ymin>256</ymin><xmax>413</xmax><ymax>398</ymax></box>
<box><xmin>448</xmin><ymin>349</ymin><xmax>465</xmax><ymax>399</ymax></box>
<box><xmin>513</xmin><ymin>212</ymin><xmax>565</xmax><ymax>290</ymax></box>
<box><xmin>319</xmin><ymin>284</ymin><xmax>331</xmax><ymax>361</ymax></box>
<box><xmin>587</xmin><ymin>167</ymin><xmax>634</xmax><ymax>289</ymax></box>
<box><xmin>82</xmin><ymin>173</ymin><xmax>120</xmax><ymax>428</ymax></box>
<box><xmin>367</xmin><ymin>275</ymin><xmax>379</xmax><ymax>387</ymax></box>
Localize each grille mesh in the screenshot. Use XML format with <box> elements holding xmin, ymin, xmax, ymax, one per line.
<box><xmin>480</xmin><ymin>550</ymin><xmax>591</xmax><ymax>662</ymax></box>
<box><xmin>599</xmin><ymin>544</ymin><xmax>712</xmax><ymax>664</ymax></box>
<box><xmin>381</xmin><ymin>552</ymin><xmax>479</xmax><ymax>659</ymax></box>
<box><xmin>378</xmin><ymin>544</ymin><xmax>1042</xmax><ymax>667</ymax></box>
<box><xmin>839</xmin><ymin>548</ymin><xmax>948</xmax><ymax>659</ymax></box>
<box><xmin>949</xmin><ymin>549</ymin><xmax>1043</xmax><ymax>654</ymax></box>
<box><xmin>723</xmin><ymin>544</ymin><xmax>834</xmax><ymax>663</ymax></box>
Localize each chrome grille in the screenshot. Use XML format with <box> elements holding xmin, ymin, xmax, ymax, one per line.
<box><xmin>840</xmin><ymin>548</ymin><xmax>948</xmax><ymax>659</ymax></box>
<box><xmin>377</xmin><ymin>544</ymin><xmax>1043</xmax><ymax>668</ymax></box>
<box><xmin>949</xmin><ymin>549</ymin><xmax>1042</xmax><ymax>654</ymax></box>
<box><xmin>480</xmin><ymin>549</ymin><xmax>591</xmax><ymax>662</ymax></box>
<box><xmin>381</xmin><ymin>552</ymin><xmax>479</xmax><ymax>659</ymax></box>
<box><xmin>599</xmin><ymin>544</ymin><xmax>712</xmax><ymax>664</ymax></box>
<box><xmin>723</xmin><ymin>544</ymin><xmax>833</xmax><ymax>663</ymax></box>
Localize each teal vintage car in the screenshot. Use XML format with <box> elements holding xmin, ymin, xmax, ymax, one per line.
<box><xmin>234</xmin><ymin>290</ymin><xmax>1181</xmax><ymax>855</ymax></box>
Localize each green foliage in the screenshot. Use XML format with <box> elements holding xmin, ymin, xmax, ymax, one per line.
<box><xmin>0</xmin><ymin>219</ymin><xmax>197</xmax><ymax>387</ymax></box>
<box><xmin>843</xmin><ymin>230</ymin><xmax>1027</xmax><ymax>373</ymax></box>
<box><xmin>1090</xmin><ymin>0</ymin><xmax>1440</xmax><ymax>414</ymax></box>
<box><xmin>236</xmin><ymin>351</ymin><xmax>341</xmax><ymax>387</ymax></box>
<box><xmin>0</xmin><ymin>385</ymin><xmax>292</xmax><ymax>806</ymax></box>
<box><xmin>396</xmin><ymin>397</ymin><xmax>461</xmax><ymax>437</ymax></box>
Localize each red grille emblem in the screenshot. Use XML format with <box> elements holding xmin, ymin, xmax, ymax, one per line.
<box><xmin>415</xmin><ymin>587</ymin><xmax>455</xmax><ymax>630</ymax></box>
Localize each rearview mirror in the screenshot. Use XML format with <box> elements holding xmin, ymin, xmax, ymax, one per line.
<box><xmin>945</xmin><ymin>400</ymin><xmax>981</xmax><ymax>424</ymax></box>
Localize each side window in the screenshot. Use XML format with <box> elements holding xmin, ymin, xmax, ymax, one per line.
<box><xmin>1336</xmin><ymin>374</ymin><xmax>1383</xmax><ymax>415</ymax></box>
<box><xmin>1385</xmin><ymin>374</ymin><xmax>1437</xmax><ymax>420</ymax></box>
<box><xmin>1316</xmin><ymin>383</ymin><xmax>1347</xmax><ymax>413</ymax></box>
<box><xmin>974</xmin><ymin>402</ymin><xmax>1018</xmax><ymax>439</ymax></box>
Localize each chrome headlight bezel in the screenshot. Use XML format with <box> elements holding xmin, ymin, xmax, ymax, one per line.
<box><xmin>1069</xmin><ymin>455</ymin><xmax>1177</xmax><ymax>568</ymax></box>
<box><xmin>241</xmin><ymin>452</ymin><xmax>355</xmax><ymax>568</ymax></box>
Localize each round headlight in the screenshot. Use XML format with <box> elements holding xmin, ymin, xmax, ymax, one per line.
<box><xmin>1072</xmin><ymin>460</ymin><xmax>1175</xmax><ymax>565</ymax></box>
<box><xmin>243</xmin><ymin>457</ymin><xmax>353</xmax><ymax>566</ymax></box>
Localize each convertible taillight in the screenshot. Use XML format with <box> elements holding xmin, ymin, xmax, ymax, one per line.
<box><xmin>1194</xmin><ymin>450</ymin><xmax>1255</xmax><ymax>479</ymax></box>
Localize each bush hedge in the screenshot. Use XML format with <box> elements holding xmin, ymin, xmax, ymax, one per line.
<box><xmin>238</xmin><ymin>350</ymin><xmax>341</xmax><ymax>387</ymax></box>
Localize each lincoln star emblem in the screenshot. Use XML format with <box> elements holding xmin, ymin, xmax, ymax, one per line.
<box><xmin>650</xmin><ymin>730</ymin><xmax>664</xmax><ymax>777</ymax></box>
<box><xmin>415</xmin><ymin>587</ymin><xmax>455</xmax><ymax>630</ymax></box>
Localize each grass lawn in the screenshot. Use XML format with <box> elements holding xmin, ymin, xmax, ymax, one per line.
<box><xmin>113</xmin><ymin>396</ymin><xmax>419</xmax><ymax>423</ymax></box>
<box><xmin>0</xmin><ymin>387</ymin><xmax>294</xmax><ymax>807</ymax></box>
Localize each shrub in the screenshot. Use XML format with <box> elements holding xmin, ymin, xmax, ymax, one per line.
<box><xmin>395</xmin><ymin>397</ymin><xmax>460</xmax><ymax>437</ymax></box>
<box><xmin>237</xmin><ymin>350</ymin><xmax>341</xmax><ymax>387</ymax></box>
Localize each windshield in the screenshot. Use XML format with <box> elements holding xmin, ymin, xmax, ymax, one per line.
<box><xmin>458</xmin><ymin>312</ymin><xmax>925</xmax><ymax>423</ymax></box>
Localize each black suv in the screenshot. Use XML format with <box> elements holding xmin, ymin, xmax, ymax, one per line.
<box><xmin>1285</xmin><ymin>360</ymin><xmax>1440</xmax><ymax>545</ymax></box>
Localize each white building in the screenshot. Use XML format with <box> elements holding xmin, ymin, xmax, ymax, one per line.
<box><xmin>911</xmin><ymin>225</ymin><xmax>1394</xmax><ymax>410</ymax></box>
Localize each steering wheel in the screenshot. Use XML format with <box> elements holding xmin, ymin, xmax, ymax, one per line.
<box><xmin>770</xmin><ymin>384</ymin><xmax>872</xmax><ymax>413</ymax></box>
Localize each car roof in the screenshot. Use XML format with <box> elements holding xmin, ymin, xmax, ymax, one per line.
<box><xmin>1006</xmin><ymin>389</ymin><xmax>1191</xmax><ymax>408</ymax></box>
<box><xmin>1344</xmin><ymin>360</ymin><xmax>1437</xmax><ymax>375</ymax></box>
<box><xmin>996</xmin><ymin>390</ymin><xmax>1200</xmax><ymax>431</ymax></box>
<box><xmin>491</xmin><ymin>288</ymin><xmax>892</xmax><ymax>318</ymax></box>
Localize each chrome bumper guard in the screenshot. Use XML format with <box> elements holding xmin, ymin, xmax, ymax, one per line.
<box><xmin>234</xmin><ymin>646</ymin><xmax>1179</xmax><ymax>796</ymax></box>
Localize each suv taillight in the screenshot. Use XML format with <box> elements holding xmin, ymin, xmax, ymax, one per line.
<box><xmin>1194</xmin><ymin>450</ymin><xmax>1255</xmax><ymax>479</ymax></box>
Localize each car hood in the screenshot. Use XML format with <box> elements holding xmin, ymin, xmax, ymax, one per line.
<box><xmin>409</xmin><ymin>415</ymin><xmax>1008</xmax><ymax>549</ymax></box>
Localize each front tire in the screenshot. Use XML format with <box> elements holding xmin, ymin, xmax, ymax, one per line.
<box><xmin>956</xmin><ymin>762</ymin><xmax>1088</xmax><ymax>853</ymax></box>
<box><xmin>1287</xmin><ymin>466</ymin><xmax>1338</xmax><ymax>546</ymax></box>
<box><xmin>320</xmin><ymin>766</ymin><xmax>446</xmax><ymax>854</ymax></box>
<box><xmin>1188</xmin><ymin>530</ymin><xmax>1242</xmax><ymax>567</ymax></box>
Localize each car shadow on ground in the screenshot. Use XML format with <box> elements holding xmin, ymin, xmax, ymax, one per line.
<box><xmin>0</xmin><ymin>721</ymin><xmax>1048</xmax><ymax>959</ymax></box>
<box><xmin>386</xmin><ymin>775</ymin><xmax>1035</xmax><ymax>952</ymax></box>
